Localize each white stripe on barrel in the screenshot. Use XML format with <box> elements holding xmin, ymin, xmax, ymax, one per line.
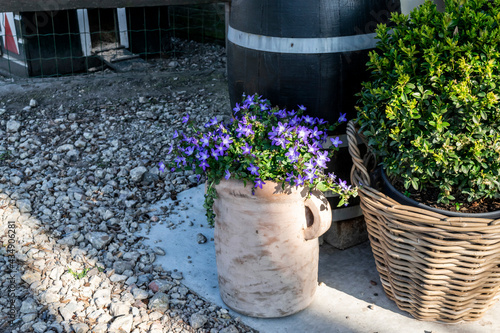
<box><xmin>227</xmin><ymin>25</ymin><xmax>377</xmax><ymax>54</ymax></box>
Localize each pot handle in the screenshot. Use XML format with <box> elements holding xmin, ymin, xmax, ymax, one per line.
<box><xmin>304</xmin><ymin>191</ymin><xmax>332</xmax><ymax>241</ymax></box>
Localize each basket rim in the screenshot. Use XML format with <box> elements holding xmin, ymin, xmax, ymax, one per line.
<box><xmin>347</xmin><ymin>121</ymin><xmax>500</xmax><ymax>227</ymax></box>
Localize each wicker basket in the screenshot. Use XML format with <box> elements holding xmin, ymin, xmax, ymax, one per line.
<box><xmin>346</xmin><ymin>121</ymin><xmax>500</xmax><ymax>322</ymax></box>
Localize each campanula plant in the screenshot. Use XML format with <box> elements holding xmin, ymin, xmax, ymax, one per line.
<box><xmin>161</xmin><ymin>94</ymin><xmax>357</xmax><ymax>225</ymax></box>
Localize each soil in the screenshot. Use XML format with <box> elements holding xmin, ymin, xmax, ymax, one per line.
<box><xmin>390</xmin><ymin>176</ymin><xmax>500</xmax><ymax>215</ymax></box>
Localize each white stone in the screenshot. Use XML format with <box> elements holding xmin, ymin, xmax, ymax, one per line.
<box><xmin>148</xmin><ymin>292</ymin><xmax>169</xmax><ymax>312</ymax></box>
<box><xmin>189</xmin><ymin>312</ymin><xmax>208</xmax><ymax>329</ymax></box>
<box><xmin>60</xmin><ymin>301</ymin><xmax>84</xmax><ymax>322</ymax></box>
<box><xmin>10</xmin><ymin>176</ymin><xmax>22</xmax><ymax>185</ymax></box>
<box><xmin>131</xmin><ymin>287</ymin><xmax>149</xmax><ymax>300</ymax></box>
<box><xmin>86</xmin><ymin>232</ymin><xmax>112</xmax><ymax>249</ymax></box>
<box><xmin>16</xmin><ymin>199</ymin><xmax>32</xmax><ymax>213</ymax></box>
<box><xmin>21</xmin><ymin>271</ymin><xmax>41</xmax><ymax>285</ymax></box>
<box><xmin>6</xmin><ymin>120</ymin><xmax>21</xmax><ymax>132</ymax></box>
<box><xmin>32</xmin><ymin>322</ymin><xmax>47</xmax><ymax>333</ymax></box>
<box><xmin>130</xmin><ymin>166</ymin><xmax>147</xmax><ymax>182</ymax></box>
<box><xmin>103</xmin><ymin>210</ymin><xmax>114</xmax><ymax>220</ymax></box>
<box><xmin>110</xmin><ymin>274</ymin><xmax>127</xmax><ymax>282</ymax></box>
<box><xmin>22</xmin><ymin>313</ymin><xmax>38</xmax><ymax>323</ymax></box>
<box><xmin>57</xmin><ymin>143</ymin><xmax>75</xmax><ymax>152</ymax></box>
<box><xmin>108</xmin><ymin>314</ymin><xmax>133</xmax><ymax>333</ymax></box>
<box><xmin>72</xmin><ymin>323</ymin><xmax>89</xmax><ymax>333</ymax></box>
<box><xmin>74</xmin><ymin>139</ymin><xmax>87</xmax><ymax>148</ymax></box>
<box><xmin>49</xmin><ymin>266</ymin><xmax>65</xmax><ymax>281</ymax></box>
<box><xmin>93</xmin><ymin>289</ymin><xmax>111</xmax><ymax>307</ymax></box>
<box><xmin>110</xmin><ymin>302</ymin><xmax>131</xmax><ymax>317</ymax></box>
<box><xmin>42</xmin><ymin>290</ymin><xmax>60</xmax><ymax>304</ymax></box>
<box><xmin>92</xmin><ymin>323</ymin><xmax>108</xmax><ymax>333</ymax></box>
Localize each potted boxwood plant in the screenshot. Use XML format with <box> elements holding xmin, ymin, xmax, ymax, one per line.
<box><xmin>357</xmin><ymin>0</ymin><xmax>500</xmax><ymax>217</ymax></box>
<box><xmin>160</xmin><ymin>94</ymin><xmax>357</xmax><ymax>317</ymax></box>
<box><xmin>350</xmin><ymin>0</ymin><xmax>500</xmax><ymax>322</ymax></box>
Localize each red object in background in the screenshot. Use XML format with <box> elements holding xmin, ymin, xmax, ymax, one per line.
<box><xmin>4</xmin><ymin>13</ymin><xmax>19</xmax><ymax>54</ymax></box>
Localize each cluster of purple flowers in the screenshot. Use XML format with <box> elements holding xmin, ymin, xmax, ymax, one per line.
<box><xmin>161</xmin><ymin>94</ymin><xmax>349</xmax><ymax>193</ymax></box>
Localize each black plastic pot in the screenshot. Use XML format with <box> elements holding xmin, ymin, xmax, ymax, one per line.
<box><xmin>380</xmin><ymin>169</ymin><xmax>500</xmax><ymax>219</ymax></box>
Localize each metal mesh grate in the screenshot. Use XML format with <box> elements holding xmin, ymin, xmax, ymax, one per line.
<box><xmin>0</xmin><ymin>3</ymin><xmax>226</xmax><ymax>78</ymax></box>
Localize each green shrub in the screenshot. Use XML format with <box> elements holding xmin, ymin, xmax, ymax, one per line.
<box><xmin>357</xmin><ymin>0</ymin><xmax>500</xmax><ymax>203</ymax></box>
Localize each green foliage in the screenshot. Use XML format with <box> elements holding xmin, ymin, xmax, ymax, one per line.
<box><xmin>357</xmin><ymin>0</ymin><xmax>500</xmax><ymax>204</ymax></box>
<box><xmin>67</xmin><ymin>267</ymin><xmax>91</xmax><ymax>280</ymax></box>
<box><xmin>0</xmin><ymin>150</ymin><xmax>12</xmax><ymax>160</ymax></box>
<box><xmin>67</xmin><ymin>265</ymin><xmax>104</xmax><ymax>280</ymax></box>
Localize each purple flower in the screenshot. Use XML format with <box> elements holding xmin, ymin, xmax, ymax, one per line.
<box><xmin>243</xmin><ymin>95</ymin><xmax>255</xmax><ymax>108</ymax></box>
<box><xmin>167</xmin><ymin>144</ymin><xmax>173</xmax><ymax>154</ymax></box>
<box><xmin>303</xmin><ymin>115</ymin><xmax>315</xmax><ymax>125</ymax></box>
<box><xmin>254</xmin><ymin>178</ymin><xmax>266</xmax><ymax>189</ymax></box>
<box><xmin>199</xmin><ymin>160</ymin><xmax>209</xmax><ymax>171</ymax></box>
<box><xmin>184</xmin><ymin>146</ymin><xmax>195</xmax><ymax>156</ymax></box>
<box><xmin>233</xmin><ymin>103</ymin><xmax>241</xmax><ymax>113</ymax></box>
<box><xmin>339</xmin><ymin>179</ymin><xmax>351</xmax><ymax>191</ymax></box>
<box><xmin>298</xmin><ymin>105</ymin><xmax>306</xmax><ymax>111</ymax></box>
<box><xmin>174</xmin><ymin>156</ymin><xmax>186</xmax><ymax>167</ymax></box>
<box><xmin>317</xmin><ymin>118</ymin><xmax>328</xmax><ymax>125</ymax></box>
<box><xmin>198</xmin><ymin>150</ymin><xmax>209</xmax><ymax>161</ymax></box>
<box><xmin>311</xmin><ymin>126</ymin><xmax>323</xmax><ymax>139</ymax></box>
<box><xmin>295</xmin><ymin>174</ymin><xmax>305</xmax><ymax>186</ymax></box>
<box><xmin>297</xmin><ymin>126</ymin><xmax>310</xmax><ymax>140</ymax></box>
<box><xmin>289</xmin><ymin>115</ymin><xmax>301</xmax><ymax>127</ymax></box>
<box><xmin>305</xmin><ymin>169</ymin><xmax>317</xmax><ymax>182</ymax></box>
<box><xmin>205</xmin><ymin>117</ymin><xmax>218</xmax><ymax>127</ymax></box>
<box><xmin>260</xmin><ymin>103</ymin><xmax>269</xmax><ymax>111</ymax></box>
<box><xmin>200</xmin><ymin>134</ymin><xmax>210</xmax><ymax>147</ymax></box>
<box><xmin>236</xmin><ymin>123</ymin><xmax>254</xmax><ymax>138</ymax></box>
<box><xmin>241</xmin><ymin>142</ymin><xmax>252</xmax><ymax>155</ymax></box>
<box><xmin>285</xmin><ymin>147</ymin><xmax>300</xmax><ymax>163</ymax></box>
<box><xmin>272</xmin><ymin>137</ymin><xmax>289</xmax><ymax>149</ymax></box>
<box><xmin>338</xmin><ymin>113</ymin><xmax>347</xmax><ymax>123</ymax></box>
<box><xmin>277</xmin><ymin>122</ymin><xmax>288</xmax><ymax>135</ymax></box>
<box><xmin>268</xmin><ymin>129</ymin><xmax>278</xmax><ymax>140</ymax></box>
<box><xmin>225</xmin><ymin>170</ymin><xmax>231</xmax><ymax>180</ymax></box>
<box><xmin>307</xmin><ymin>142</ymin><xmax>320</xmax><ymax>154</ymax></box>
<box><xmin>182</xmin><ymin>114</ymin><xmax>190</xmax><ymax>123</ymax></box>
<box><xmin>276</xmin><ymin>110</ymin><xmax>287</xmax><ymax>118</ymax></box>
<box><xmin>286</xmin><ymin>172</ymin><xmax>295</xmax><ymax>183</ymax></box>
<box><xmin>221</xmin><ymin>134</ymin><xmax>233</xmax><ymax>148</ymax></box>
<box><xmin>247</xmin><ymin>163</ymin><xmax>259</xmax><ymax>176</ymax></box>
<box><xmin>173</xmin><ymin>130</ymin><xmax>179</xmax><ymax>139</ymax></box>
<box><xmin>328</xmin><ymin>172</ymin><xmax>337</xmax><ymax>181</ymax></box>
<box><xmin>315</xmin><ymin>150</ymin><xmax>330</xmax><ymax>168</ymax></box>
<box><xmin>288</xmin><ymin>110</ymin><xmax>297</xmax><ymax>117</ymax></box>
<box><xmin>159</xmin><ymin>161</ymin><xmax>165</xmax><ymax>173</ymax></box>
<box><xmin>330</xmin><ymin>137</ymin><xmax>343</xmax><ymax>148</ymax></box>
<box><xmin>215</xmin><ymin>143</ymin><xmax>227</xmax><ymax>156</ymax></box>
<box><xmin>304</xmin><ymin>159</ymin><xmax>316</xmax><ymax>170</ymax></box>
<box><xmin>211</xmin><ymin>148</ymin><xmax>220</xmax><ymax>160</ymax></box>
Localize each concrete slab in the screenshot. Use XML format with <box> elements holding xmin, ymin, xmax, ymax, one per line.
<box><xmin>143</xmin><ymin>184</ymin><xmax>500</xmax><ymax>333</ymax></box>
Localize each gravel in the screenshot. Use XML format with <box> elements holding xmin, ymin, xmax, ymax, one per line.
<box><xmin>0</xmin><ymin>39</ymin><xmax>256</xmax><ymax>333</ymax></box>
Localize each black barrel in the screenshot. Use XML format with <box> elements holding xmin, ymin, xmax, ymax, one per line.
<box><xmin>227</xmin><ymin>0</ymin><xmax>400</xmax><ymax>124</ymax></box>
<box><xmin>226</xmin><ymin>0</ymin><xmax>400</xmax><ymax>245</ymax></box>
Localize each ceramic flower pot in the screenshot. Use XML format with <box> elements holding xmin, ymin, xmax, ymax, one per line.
<box><xmin>213</xmin><ymin>179</ymin><xmax>331</xmax><ymax>318</ymax></box>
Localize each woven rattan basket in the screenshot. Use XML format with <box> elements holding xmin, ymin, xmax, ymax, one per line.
<box><xmin>346</xmin><ymin>121</ymin><xmax>500</xmax><ymax>322</ymax></box>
